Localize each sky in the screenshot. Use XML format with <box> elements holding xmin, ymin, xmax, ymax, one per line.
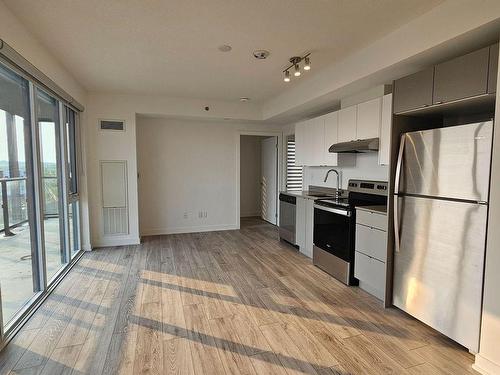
<box><xmin>0</xmin><ymin>109</ymin><xmax>57</xmax><ymax>166</ymax></box>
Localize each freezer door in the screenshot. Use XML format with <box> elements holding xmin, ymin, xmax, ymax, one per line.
<box><xmin>399</xmin><ymin>121</ymin><xmax>492</xmax><ymax>202</ymax></box>
<box><xmin>393</xmin><ymin>195</ymin><xmax>487</xmax><ymax>351</ymax></box>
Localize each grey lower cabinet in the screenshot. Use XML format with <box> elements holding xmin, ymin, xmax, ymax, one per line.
<box><xmin>393</xmin><ymin>68</ymin><xmax>434</xmax><ymax>113</ymax></box>
<box><xmin>433</xmin><ymin>46</ymin><xmax>490</xmax><ymax>104</ymax></box>
<box><xmin>354</xmin><ymin>208</ymin><xmax>388</xmax><ymax>301</ymax></box>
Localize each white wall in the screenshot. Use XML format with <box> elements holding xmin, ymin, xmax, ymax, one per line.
<box><xmin>136</xmin><ymin>117</ymin><xmax>237</xmax><ymax>235</ymax></box>
<box><xmin>0</xmin><ymin>0</ymin><xmax>92</xmax><ymax>250</ymax></box>
<box><xmin>474</xmin><ymin>34</ymin><xmax>500</xmax><ymax>375</ymax></box>
<box><xmin>303</xmin><ymin>153</ymin><xmax>388</xmax><ymax>190</ymax></box>
<box><xmin>240</xmin><ymin>136</ymin><xmax>262</xmax><ymax>217</ymax></box>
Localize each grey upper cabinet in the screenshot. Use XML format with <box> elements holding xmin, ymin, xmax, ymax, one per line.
<box><xmin>488</xmin><ymin>43</ymin><xmax>498</xmax><ymax>94</ymax></box>
<box><xmin>433</xmin><ymin>46</ymin><xmax>489</xmax><ymax>103</ymax></box>
<box><xmin>393</xmin><ymin>68</ymin><xmax>434</xmax><ymax>114</ymax></box>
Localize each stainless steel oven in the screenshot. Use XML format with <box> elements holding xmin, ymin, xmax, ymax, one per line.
<box><xmin>313</xmin><ymin>179</ymin><xmax>387</xmax><ymax>285</ymax></box>
<box><xmin>313</xmin><ymin>202</ymin><xmax>355</xmax><ymax>284</ymax></box>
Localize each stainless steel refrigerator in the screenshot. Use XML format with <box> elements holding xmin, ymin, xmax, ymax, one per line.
<box><xmin>393</xmin><ymin>120</ymin><xmax>493</xmax><ymax>352</ymax></box>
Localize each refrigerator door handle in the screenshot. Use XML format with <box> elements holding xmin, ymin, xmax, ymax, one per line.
<box><xmin>394</xmin><ymin>195</ymin><xmax>401</xmax><ymax>252</ymax></box>
<box><xmin>394</xmin><ymin>135</ymin><xmax>405</xmax><ymax>194</ymax></box>
<box><xmin>393</xmin><ymin>135</ymin><xmax>405</xmax><ymax>253</ymax></box>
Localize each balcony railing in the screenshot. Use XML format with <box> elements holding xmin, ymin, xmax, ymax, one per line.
<box><xmin>1</xmin><ymin>176</ymin><xmax>59</xmax><ymax>236</ymax></box>
<box><xmin>0</xmin><ymin>177</ymin><xmax>28</xmax><ymax>236</ymax></box>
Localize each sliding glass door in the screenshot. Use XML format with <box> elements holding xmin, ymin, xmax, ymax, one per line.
<box><xmin>36</xmin><ymin>89</ymin><xmax>67</xmax><ymax>281</ymax></box>
<box><xmin>0</xmin><ymin>62</ymin><xmax>83</xmax><ymax>338</ymax></box>
<box><xmin>0</xmin><ymin>64</ymin><xmax>41</xmax><ymax>328</ymax></box>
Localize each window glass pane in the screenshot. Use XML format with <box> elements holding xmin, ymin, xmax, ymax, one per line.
<box><xmin>286</xmin><ymin>135</ymin><xmax>303</xmax><ymax>191</ymax></box>
<box><xmin>36</xmin><ymin>89</ymin><xmax>67</xmax><ymax>281</ymax></box>
<box><xmin>0</xmin><ymin>64</ymin><xmax>40</xmax><ymax>328</ymax></box>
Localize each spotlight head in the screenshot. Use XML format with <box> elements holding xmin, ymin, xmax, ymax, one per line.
<box><xmin>294</xmin><ymin>64</ymin><xmax>301</xmax><ymax>77</ymax></box>
<box><xmin>304</xmin><ymin>56</ymin><xmax>311</xmax><ymax>71</ymax></box>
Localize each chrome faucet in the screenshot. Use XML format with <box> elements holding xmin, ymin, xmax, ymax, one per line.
<box><xmin>324</xmin><ymin>169</ymin><xmax>342</xmax><ymax>197</ymax></box>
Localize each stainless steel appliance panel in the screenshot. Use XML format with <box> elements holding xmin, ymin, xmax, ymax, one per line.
<box><xmin>393</xmin><ymin>195</ymin><xmax>487</xmax><ymax>351</ymax></box>
<box><xmin>313</xmin><ymin>245</ymin><xmax>350</xmax><ymax>285</ymax></box>
<box><xmin>279</xmin><ymin>194</ymin><xmax>296</xmax><ymax>245</ymax></box>
<box><xmin>399</xmin><ymin>121</ymin><xmax>492</xmax><ymax>202</ymax></box>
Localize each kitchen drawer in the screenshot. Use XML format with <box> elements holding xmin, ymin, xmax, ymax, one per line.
<box><xmin>355</xmin><ymin>224</ymin><xmax>387</xmax><ymax>262</ymax></box>
<box><xmin>356</xmin><ymin>209</ymin><xmax>387</xmax><ymax>231</ymax></box>
<box><xmin>354</xmin><ymin>251</ymin><xmax>385</xmax><ymax>300</ymax></box>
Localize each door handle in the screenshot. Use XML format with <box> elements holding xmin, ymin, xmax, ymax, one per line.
<box><xmin>394</xmin><ymin>135</ymin><xmax>405</xmax><ymax>194</ymax></box>
<box><xmin>394</xmin><ymin>195</ymin><xmax>401</xmax><ymax>253</ymax></box>
<box><xmin>393</xmin><ymin>135</ymin><xmax>405</xmax><ymax>253</ymax></box>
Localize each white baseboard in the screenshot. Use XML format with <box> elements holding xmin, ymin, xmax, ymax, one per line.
<box><xmin>473</xmin><ymin>354</ymin><xmax>500</xmax><ymax>375</ymax></box>
<box><xmin>92</xmin><ymin>236</ymin><xmax>141</xmax><ymax>248</ymax></box>
<box><xmin>141</xmin><ymin>224</ymin><xmax>238</xmax><ymax>236</ymax></box>
<box><xmin>240</xmin><ymin>212</ymin><xmax>261</xmax><ymax>218</ymax></box>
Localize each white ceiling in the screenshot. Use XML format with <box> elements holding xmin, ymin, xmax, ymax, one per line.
<box><xmin>5</xmin><ymin>0</ymin><xmax>444</xmax><ymax>103</ymax></box>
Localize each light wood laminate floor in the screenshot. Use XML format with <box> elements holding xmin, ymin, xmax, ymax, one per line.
<box><xmin>0</xmin><ymin>218</ymin><xmax>477</xmax><ymax>375</ymax></box>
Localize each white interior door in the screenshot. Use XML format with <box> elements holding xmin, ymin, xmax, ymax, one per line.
<box><xmin>261</xmin><ymin>137</ymin><xmax>278</xmax><ymax>224</ymax></box>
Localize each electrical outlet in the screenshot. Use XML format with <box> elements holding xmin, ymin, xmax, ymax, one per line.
<box><xmin>183</xmin><ymin>212</ymin><xmax>188</xmax><ymax>219</ymax></box>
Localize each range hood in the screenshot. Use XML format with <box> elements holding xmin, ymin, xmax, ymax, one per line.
<box><xmin>328</xmin><ymin>138</ymin><xmax>379</xmax><ymax>153</ymax></box>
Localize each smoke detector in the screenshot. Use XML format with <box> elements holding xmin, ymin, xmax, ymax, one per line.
<box><xmin>253</xmin><ymin>50</ymin><xmax>270</xmax><ymax>60</ymax></box>
<box><xmin>218</xmin><ymin>45</ymin><xmax>232</xmax><ymax>52</ymax></box>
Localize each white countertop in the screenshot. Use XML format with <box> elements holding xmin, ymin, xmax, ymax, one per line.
<box><xmin>281</xmin><ymin>190</ymin><xmax>340</xmax><ymax>200</ymax></box>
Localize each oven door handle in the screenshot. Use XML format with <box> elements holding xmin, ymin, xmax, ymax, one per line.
<box><xmin>314</xmin><ymin>204</ymin><xmax>351</xmax><ymax>217</ymax></box>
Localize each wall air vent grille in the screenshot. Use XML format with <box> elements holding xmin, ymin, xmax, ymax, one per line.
<box><xmin>100</xmin><ymin>161</ymin><xmax>129</xmax><ymax>236</ymax></box>
<box><xmin>100</xmin><ymin>119</ymin><xmax>125</xmax><ymax>131</ymax></box>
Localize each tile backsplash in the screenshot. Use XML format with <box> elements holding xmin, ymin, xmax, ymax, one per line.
<box><xmin>303</xmin><ymin>152</ymin><xmax>388</xmax><ymax>190</ymax></box>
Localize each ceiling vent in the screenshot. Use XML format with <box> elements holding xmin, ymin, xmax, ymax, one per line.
<box><xmin>100</xmin><ymin>119</ymin><xmax>125</xmax><ymax>131</ymax></box>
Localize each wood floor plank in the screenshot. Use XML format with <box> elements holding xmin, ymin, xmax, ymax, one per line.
<box><xmin>229</xmin><ymin>303</ymin><xmax>271</xmax><ymax>356</ymax></box>
<box><xmin>182</xmin><ymin>304</ymin><xmax>227</xmax><ymax>375</ymax></box>
<box><xmin>0</xmin><ymin>329</ymin><xmax>40</xmax><ymax>375</ymax></box>
<box><xmin>260</xmin><ymin>322</ymin><xmax>320</xmax><ymax>375</ymax></box>
<box><xmin>39</xmin><ymin>344</ymin><xmax>82</xmax><ymax>375</ymax></box>
<box><xmin>207</xmin><ymin>317</ymin><xmax>257</xmax><ymax>375</ymax></box>
<box><xmin>248</xmin><ymin>351</ymin><xmax>288</xmax><ymax>375</ymax></box>
<box><xmin>162</xmin><ymin>337</ymin><xmax>194</xmax><ymax>375</ymax></box>
<box><xmin>132</xmin><ymin>302</ymin><xmax>164</xmax><ymax>375</ymax></box>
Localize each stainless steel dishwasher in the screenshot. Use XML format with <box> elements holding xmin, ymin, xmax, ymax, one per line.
<box><xmin>279</xmin><ymin>193</ymin><xmax>297</xmax><ymax>246</ymax></box>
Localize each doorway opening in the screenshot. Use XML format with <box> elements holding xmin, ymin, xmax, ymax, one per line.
<box><xmin>239</xmin><ymin>135</ymin><xmax>278</xmax><ymax>226</ymax></box>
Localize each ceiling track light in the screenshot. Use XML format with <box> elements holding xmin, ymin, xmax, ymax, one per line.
<box><xmin>282</xmin><ymin>53</ymin><xmax>311</xmax><ymax>82</ymax></box>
